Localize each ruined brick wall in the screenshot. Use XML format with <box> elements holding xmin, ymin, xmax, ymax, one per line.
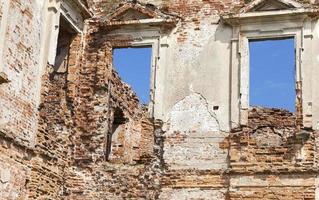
<box><xmin>0</xmin><ymin>1</ymin><xmax>90</xmax><ymax>198</ymax></box>
<box><xmin>0</xmin><ymin>3</ymin><xmax>162</xmax><ymax>196</ymax></box>
<box><xmin>159</xmin><ymin>93</ymin><xmax>229</xmax><ymax>199</ymax></box>
<box><xmin>0</xmin><ymin>23</ymin><xmax>84</xmax><ymax>200</ymax></box>
<box><xmin>61</xmin><ymin>21</ymin><xmax>163</xmax><ymax>199</ymax></box>
<box><xmin>227</xmin><ymin>108</ymin><xmax>317</xmax><ymax>199</ymax></box>
<box><xmin>65</xmin><ymin>118</ymin><xmax>162</xmax><ymax>199</ymax></box>
<box><xmin>0</xmin><ymin>0</ymin><xmax>47</xmax><ymax>199</ymax></box>
<box><xmin>27</xmin><ymin>34</ymin><xmax>83</xmax><ymax>199</ymax></box>
<box><xmin>157</xmin><ymin>107</ymin><xmax>318</xmax><ymax>199</ymax></box>
<box><xmin>0</xmin><ymin>0</ymin><xmax>44</xmax><ymax>148</ymax></box>
<box><xmin>2</xmin><ymin>0</ymin><xmax>319</xmax><ymax>200</ymax></box>
<box><xmin>70</xmin><ymin>23</ymin><xmax>143</xmax><ymax>162</ymax></box>
<box><xmin>63</xmin><ymin>4</ymin><xmax>314</xmax><ymax>199</ymax></box>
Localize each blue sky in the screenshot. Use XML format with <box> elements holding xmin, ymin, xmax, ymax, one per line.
<box><xmin>249</xmin><ymin>38</ymin><xmax>295</xmax><ymax>112</ymax></box>
<box><xmin>113</xmin><ymin>47</ymin><xmax>152</xmax><ymax>104</ymax></box>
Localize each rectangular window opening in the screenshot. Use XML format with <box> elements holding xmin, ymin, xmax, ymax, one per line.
<box><xmin>113</xmin><ymin>47</ymin><xmax>152</xmax><ymax>105</ymax></box>
<box><xmin>106</xmin><ymin>107</ymin><xmax>126</xmax><ymax>161</ymax></box>
<box><xmin>54</xmin><ymin>16</ymin><xmax>77</xmax><ymax>73</ymax></box>
<box><xmin>249</xmin><ymin>37</ymin><xmax>296</xmax><ymax>112</ymax></box>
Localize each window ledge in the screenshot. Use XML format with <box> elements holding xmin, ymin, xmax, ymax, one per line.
<box><xmin>0</xmin><ymin>72</ymin><xmax>9</xmax><ymax>84</ymax></box>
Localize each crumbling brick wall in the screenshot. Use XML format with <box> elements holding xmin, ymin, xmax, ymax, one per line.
<box><xmin>27</xmin><ymin>34</ymin><xmax>83</xmax><ymax>199</ymax></box>
<box><xmin>229</xmin><ymin>108</ymin><xmax>314</xmax><ymax>173</ymax></box>
<box><xmin>0</xmin><ymin>30</ymin><xmax>83</xmax><ymax>200</ymax></box>
<box><xmin>0</xmin><ymin>0</ymin><xmax>43</xmax><ymax>148</ymax></box>
<box><xmin>0</xmin><ymin>0</ymin><xmax>50</xmax><ymax>199</ymax></box>
<box><xmin>227</xmin><ymin>107</ymin><xmax>316</xmax><ymax>199</ymax></box>
<box><xmin>2</xmin><ymin>0</ymin><xmax>319</xmax><ymax>200</ymax></box>
<box><xmin>61</xmin><ymin>20</ymin><xmax>163</xmax><ymax>199</ymax></box>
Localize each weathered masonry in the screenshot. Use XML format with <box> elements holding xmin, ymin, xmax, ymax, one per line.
<box><xmin>2</xmin><ymin>0</ymin><xmax>319</xmax><ymax>199</ymax></box>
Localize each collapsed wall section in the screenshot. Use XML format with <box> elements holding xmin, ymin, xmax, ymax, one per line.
<box><xmin>63</xmin><ymin>2</ymin><xmax>319</xmax><ymax>198</ymax></box>
<box><xmin>63</xmin><ymin>20</ymin><xmax>163</xmax><ymax>199</ymax></box>
<box><xmin>158</xmin><ymin>106</ymin><xmax>319</xmax><ymax>199</ymax></box>
<box><xmin>228</xmin><ymin>107</ymin><xmax>317</xmax><ymax>199</ymax></box>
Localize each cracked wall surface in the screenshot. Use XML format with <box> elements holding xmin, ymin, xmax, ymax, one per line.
<box><xmin>2</xmin><ymin>0</ymin><xmax>319</xmax><ymax>199</ymax></box>
<box><xmin>162</xmin><ymin>93</ymin><xmax>226</xmax><ymax>170</ymax></box>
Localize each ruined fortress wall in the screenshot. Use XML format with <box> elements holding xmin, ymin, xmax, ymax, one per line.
<box><xmin>1</xmin><ymin>0</ymin><xmax>319</xmax><ymax>199</ymax></box>
<box><xmin>69</xmin><ymin>1</ymin><xmax>319</xmax><ymax>199</ymax></box>
<box><xmin>62</xmin><ymin>22</ymin><xmax>162</xmax><ymax>199</ymax></box>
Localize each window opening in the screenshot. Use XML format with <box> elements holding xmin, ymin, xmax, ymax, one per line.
<box><xmin>113</xmin><ymin>47</ymin><xmax>152</xmax><ymax>104</ymax></box>
<box><xmin>249</xmin><ymin>38</ymin><xmax>296</xmax><ymax>112</ymax></box>
<box><xmin>106</xmin><ymin>108</ymin><xmax>126</xmax><ymax>161</ymax></box>
<box><xmin>54</xmin><ymin>16</ymin><xmax>77</xmax><ymax>73</ymax></box>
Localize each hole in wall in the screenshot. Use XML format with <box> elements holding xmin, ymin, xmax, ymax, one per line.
<box><xmin>54</xmin><ymin>16</ymin><xmax>77</xmax><ymax>73</ymax></box>
<box><xmin>249</xmin><ymin>37</ymin><xmax>296</xmax><ymax>112</ymax></box>
<box><xmin>112</xmin><ymin>108</ymin><xmax>126</xmax><ymax>132</ymax></box>
<box><xmin>106</xmin><ymin>107</ymin><xmax>126</xmax><ymax>161</ymax></box>
<box><xmin>113</xmin><ymin>47</ymin><xmax>152</xmax><ymax>105</ymax></box>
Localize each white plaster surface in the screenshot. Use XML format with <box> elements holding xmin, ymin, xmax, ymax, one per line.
<box><xmin>163</xmin><ymin>93</ymin><xmax>228</xmax><ymax>170</ymax></box>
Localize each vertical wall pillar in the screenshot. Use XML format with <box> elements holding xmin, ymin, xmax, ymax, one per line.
<box><xmin>230</xmin><ymin>26</ymin><xmax>240</xmax><ymax>128</ymax></box>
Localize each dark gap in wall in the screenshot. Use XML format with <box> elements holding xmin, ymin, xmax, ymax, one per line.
<box><xmin>112</xmin><ymin>108</ymin><xmax>126</xmax><ymax>132</ymax></box>
<box><xmin>112</xmin><ymin>46</ymin><xmax>152</xmax><ymax>105</ymax></box>
<box><xmin>249</xmin><ymin>37</ymin><xmax>296</xmax><ymax>112</ymax></box>
<box><xmin>106</xmin><ymin>107</ymin><xmax>126</xmax><ymax>161</ymax></box>
<box><xmin>54</xmin><ymin>16</ymin><xmax>77</xmax><ymax>73</ymax></box>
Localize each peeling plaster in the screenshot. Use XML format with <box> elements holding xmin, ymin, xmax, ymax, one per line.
<box><xmin>164</xmin><ymin>93</ymin><xmax>220</xmax><ymax>135</ymax></box>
